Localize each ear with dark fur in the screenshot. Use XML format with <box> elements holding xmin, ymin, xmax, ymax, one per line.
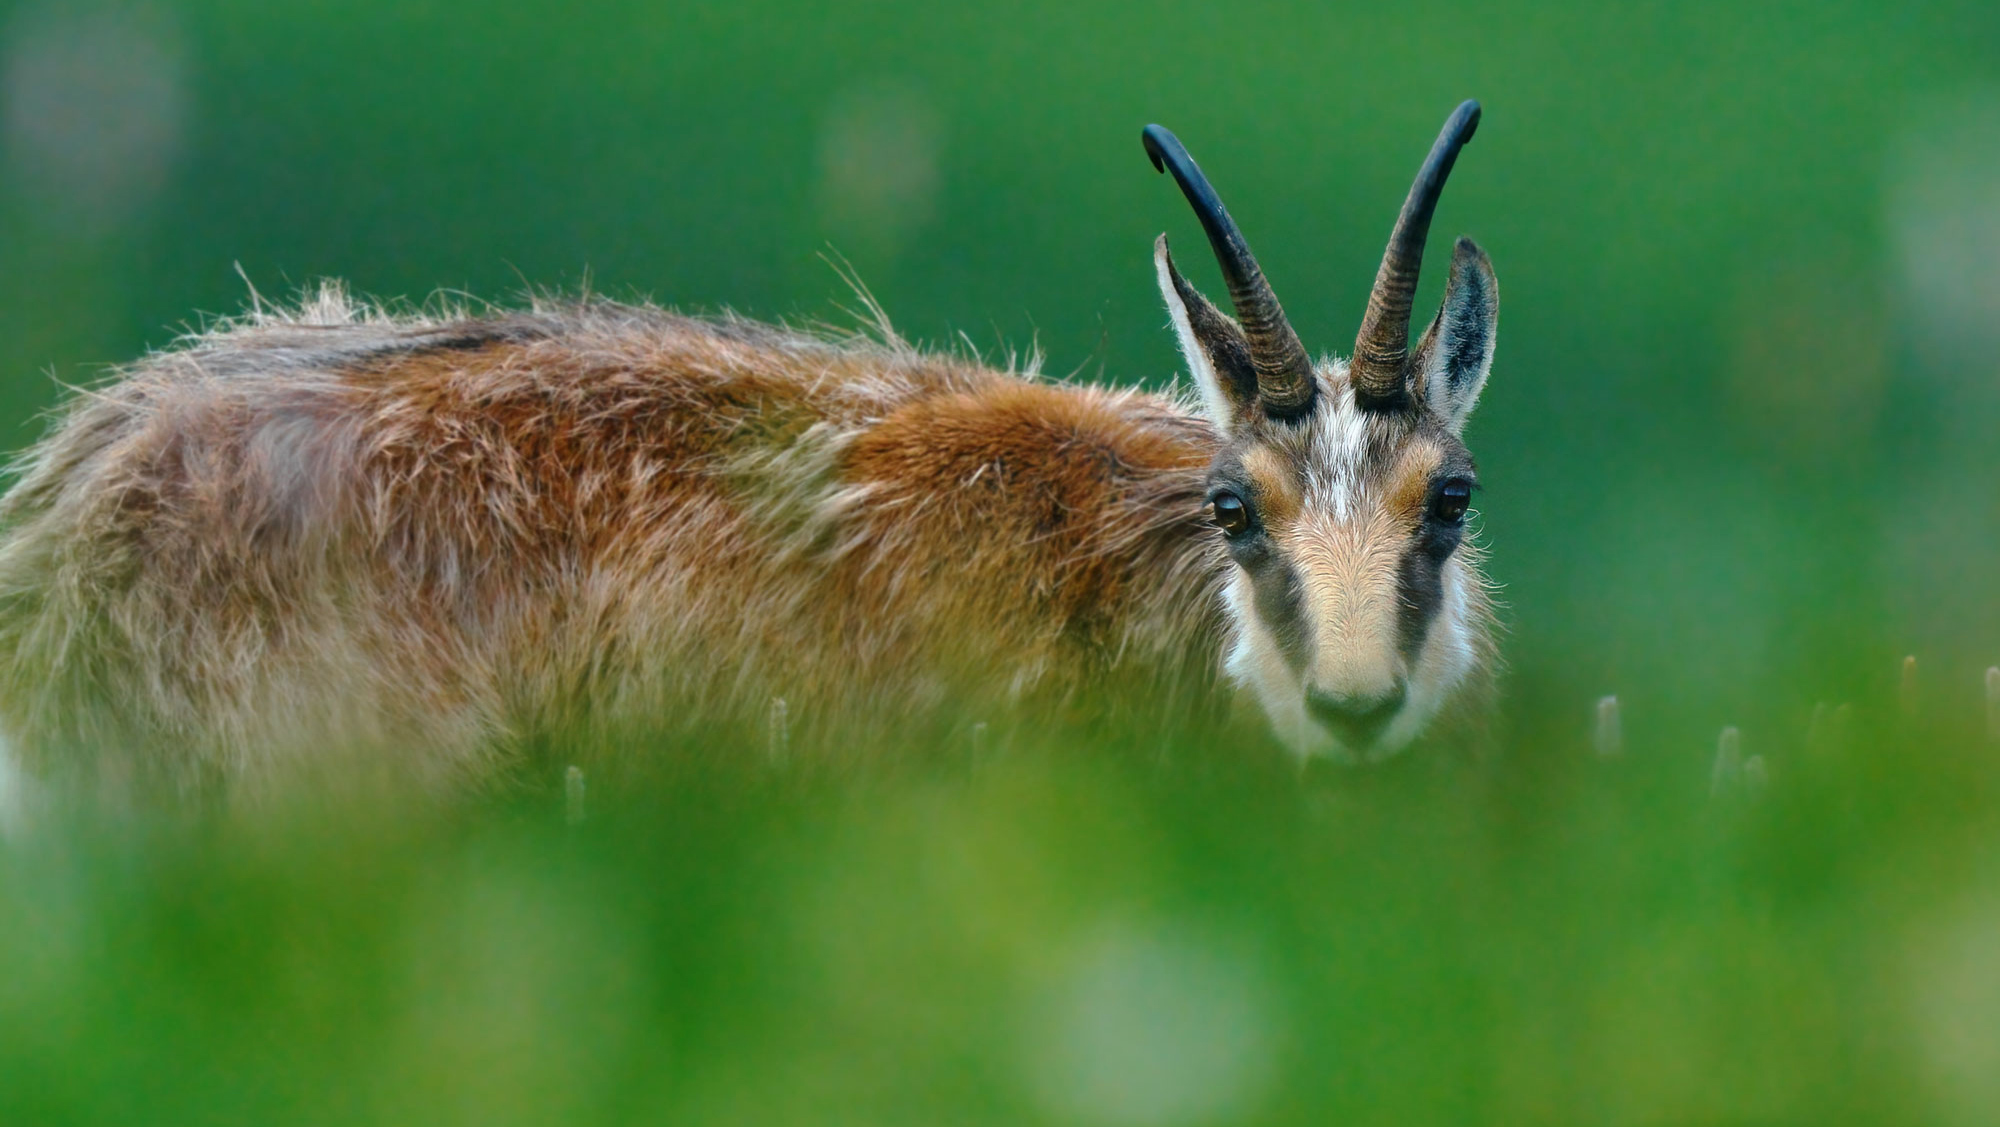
<box><xmin>1154</xmin><ymin>235</ymin><xmax>1258</xmax><ymax>433</ymax></box>
<box><xmin>1410</xmin><ymin>237</ymin><xmax>1498</xmax><ymax>433</ymax></box>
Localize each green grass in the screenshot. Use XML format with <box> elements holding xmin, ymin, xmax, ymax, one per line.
<box><xmin>3</xmin><ymin>660</ymin><xmax>1997</xmax><ymax>1126</ymax></box>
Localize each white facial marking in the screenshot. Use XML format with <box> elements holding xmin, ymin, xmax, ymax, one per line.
<box><xmin>1213</xmin><ymin>362</ymin><xmax>1480</xmax><ymax>764</ymax></box>
<box><xmin>1302</xmin><ymin>376</ymin><xmax>1368</xmax><ymax>524</ymax></box>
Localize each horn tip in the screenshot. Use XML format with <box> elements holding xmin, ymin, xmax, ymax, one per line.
<box><xmin>1453</xmin><ymin>100</ymin><xmax>1483</xmax><ymax>143</ymax></box>
<box><xmin>1141</xmin><ymin>124</ymin><xmax>1174</xmax><ymax>173</ymax></box>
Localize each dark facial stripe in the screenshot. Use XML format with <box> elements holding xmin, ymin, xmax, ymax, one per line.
<box><xmin>1396</xmin><ymin>535</ymin><xmax>1449</xmax><ymax>665</ymax></box>
<box><xmin>1244</xmin><ymin>546</ymin><xmax>1312</xmax><ymax>674</ymax></box>
<box><xmin>1211</xmin><ymin>457</ymin><xmax>1310</xmax><ymax>673</ymax></box>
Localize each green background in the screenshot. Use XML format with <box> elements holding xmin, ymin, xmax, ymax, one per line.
<box><xmin>8</xmin><ymin>0</ymin><xmax>1999</xmax><ymax>745</ymax></box>
<box><xmin>4</xmin><ymin>1</ymin><xmax>2000</xmax><ymax>1123</ymax></box>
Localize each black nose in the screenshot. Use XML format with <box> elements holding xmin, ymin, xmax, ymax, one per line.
<box><xmin>1306</xmin><ymin>685</ymin><xmax>1407</xmax><ymax>748</ymax></box>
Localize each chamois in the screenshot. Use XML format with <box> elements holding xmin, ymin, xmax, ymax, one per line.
<box><xmin>0</xmin><ymin>101</ymin><xmax>1500</xmax><ymax>798</ymax></box>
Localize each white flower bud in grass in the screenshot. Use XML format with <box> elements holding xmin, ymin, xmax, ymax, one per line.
<box><xmin>1901</xmin><ymin>655</ymin><xmax>1919</xmax><ymax>717</ymax></box>
<box><xmin>1986</xmin><ymin>668</ymin><xmax>1999</xmax><ymax>742</ymax></box>
<box><xmin>564</xmin><ymin>764</ymin><xmax>586</xmax><ymax>826</ymax></box>
<box><xmin>970</xmin><ymin>720</ymin><xmax>990</xmax><ymax>761</ymax></box>
<box><xmin>1742</xmin><ymin>755</ymin><xmax>1769</xmax><ymax>797</ymax></box>
<box><xmin>1593</xmin><ymin>695</ymin><xmax>1622</xmax><ymax>757</ymax></box>
<box><xmin>767</xmin><ymin>697</ymin><xmax>791</xmax><ymax>766</ymax></box>
<box><xmin>1711</xmin><ymin>726</ymin><xmax>1743</xmax><ymax>799</ymax></box>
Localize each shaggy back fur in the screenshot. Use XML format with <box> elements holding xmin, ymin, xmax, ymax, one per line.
<box><xmin>0</xmin><ymin>287</ymin><xmax>1235</xmax><ymax>796</ymax></box>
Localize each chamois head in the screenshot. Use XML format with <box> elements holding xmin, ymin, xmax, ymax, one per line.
<box><xmin>1146</xmin><ymin>101</ymin><xmax>1497</xmax><ymax>762</ymax></box>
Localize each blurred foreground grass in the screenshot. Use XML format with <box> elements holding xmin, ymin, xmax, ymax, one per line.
<box><xmin>4</xmin><ymin>660</ymin><xmax>2000</xmax><ymax>1126</ymax></box>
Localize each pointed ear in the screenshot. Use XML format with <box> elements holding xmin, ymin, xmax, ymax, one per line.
<box><xmin>1410</xmin><ymin>237</ymin><xmax>1498</xmax><ymax>433</ymax></box>
<box><xmin>1154</xmin><ymin>235</ymin><xmax>1258</xmax><ymax>432</ymax></box>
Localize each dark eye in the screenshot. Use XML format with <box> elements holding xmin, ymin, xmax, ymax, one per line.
<box><xmin>1210</xmin><ymin>490</ymin><xmax>1252</xmax><ymax>537</ymax></box>
<box><xmin>1431</xmin><ymin>480</ymin><xmax>1472</xmax><ymax>525</ymax></box>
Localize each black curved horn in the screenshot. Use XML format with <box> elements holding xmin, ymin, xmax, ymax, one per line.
<box><xmin>1143</xmin><ymin>124</ymin><xmax>1315</xmax><ymax>418</ymax></box>
<box><xmin>1351</xmin><ymin>99</ymin><xmax>1482</xmax><ymax>405</ymax></box>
